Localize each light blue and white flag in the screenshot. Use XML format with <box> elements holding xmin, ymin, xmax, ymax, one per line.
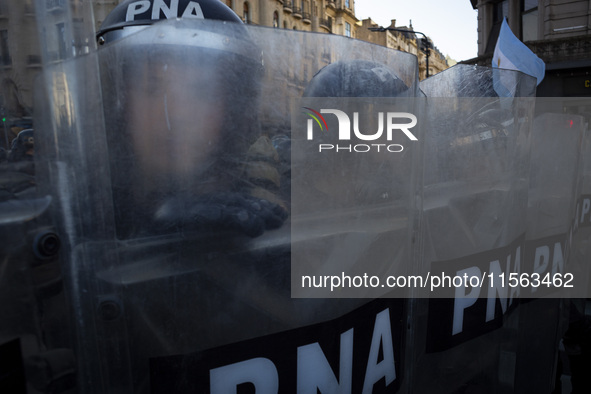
<box><xmin>492</xmin><ymin>19</ymin><xmax>545</xmax><ymax>86</ymax></box>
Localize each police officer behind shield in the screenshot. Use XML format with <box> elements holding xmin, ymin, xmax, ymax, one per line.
<box><xmin>96</xmin><ymin>0</ymin><xmax>287</xmax><ymax>239</ymax></box>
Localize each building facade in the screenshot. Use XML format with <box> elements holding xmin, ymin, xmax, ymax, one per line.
<box><xmin>0</xmin><ymin>1</ymin><xmax>49</xmax><ymax>146</ymax></box>
<box><xmin>93</xmin><ymin>0</ymin><xmax>359</xmax><ymax>36</ymax></box>
<box><xmin>468</xmin><ymin>0</ymin><xmax>591</xmax><ymax>97</ymax></box>
<box><xmin>221</xmin><ymin>0</ymin><xmax>359</xmax><ymax>36</ymax></box>
<box><xmin>0</xmin><ymin>0</ymin><xmax>451</xmax><ymax>148</ymax></box>
<box><xmin>356</xmin><ymin>18</ymin><xmax>449</xmax><ymax>80</ymax></box>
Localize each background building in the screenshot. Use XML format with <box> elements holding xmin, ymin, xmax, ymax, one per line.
<box><xmin>94</xmin><ymin>0</ymin><xmax>360</xmax><ymax>35</ymax></box>
<box><xmin>0</xmin><ymin>1</ymin><xmax>42</xmax><ymax>147</ymax></box>
<box><xmin>1</xmin><ymin>0</ymin><xmax>450</xmax><ymax>149</ymax></box>
<box><xmin>356</xmin><ymin>18</ymin><xmax>449</xmax><ymax>80</ymax></box>
<box><xmin>467</xmin><ymin>0</ymin><xmax>591</xmax><ymax>97</ymax></box>
<box><xmin>95</xmin><ymin>0</ymin><xmax>447</xmax><ymax>80</ymax></box>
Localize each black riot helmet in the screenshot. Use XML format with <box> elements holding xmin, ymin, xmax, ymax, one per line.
<box><xmin>303</xmin><ymin>60</ymin><xmax>410</xmax><ymax>98</ymax></box>
<box><xmin>96</xmin><ymin>0</ymin><xmax>243</xmax><ymax>45</ymax></box>
<box><xmin>96</xmin><ymin>0</ymin><xmax>267</xmax><ymax>238</ymax></box>
<box><xmin>8</xmin><ymin>129</ymin><xmax>34</xmax><ymax>162</ymax></box>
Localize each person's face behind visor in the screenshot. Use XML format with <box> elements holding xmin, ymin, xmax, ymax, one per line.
<box><xmin>126</xmin><ymin>59</ymin><xmax>225</xmax><ymax>181</ymax></box>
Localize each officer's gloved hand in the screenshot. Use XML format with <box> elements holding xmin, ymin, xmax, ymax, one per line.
<box><xmin>154</xmin><ymin>192</ymin><xmax>288</xmax><ymax>238</ymax></box>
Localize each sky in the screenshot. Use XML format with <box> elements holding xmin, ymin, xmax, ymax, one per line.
<box><xmin>354</xmin><ymin>0</ymin><xmax>479</xmax><ymax>62</ymax></box>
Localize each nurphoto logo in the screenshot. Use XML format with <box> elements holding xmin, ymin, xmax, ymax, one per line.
<box><xmin>303</xmin><ymin>107</ymin><xmax>418</xmax><ymax>153</ymax></box>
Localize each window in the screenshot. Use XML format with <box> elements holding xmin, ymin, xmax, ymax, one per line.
<box><xmin>485</xmin><ymin>0</ymin><xmax>509</xmax><ymax>54</ymax></box>
<box><xmin>521</xmin><ymin>0</ymin><xmax>538</xmax><ymax>41</ymax></box>
<box><xmin>345</xmin><ymin>22</ymin><xmax>351</xmax><ymax>37</ymax></box>
<box><xmin>56</xmin><ymin>23</ymin><xmax>67</xmax><ymax>60</ymax></box>
<box><xmin>273</xmin><ymin>11</ymin><xmax>279</xmax><ymax>28</ymax></box>
<box><xmin>493</xmin><ymin>0</ymin><xmax>508</xmax><ymax>24</ymax></box>
<box><xmin>523</xmin><ymin>0</ymin><xmax>537</xmax><ymax>12</ymax></box>
<box><xmin>243</xmin><ymin>2</ymin><xmax>249</xmax><ymax>24</ymax></box>
<box><xmin>345</xmin><ymin>0</ymin><xmax>350</xmax><ymax>8</ymax></box>
<box><xmin>0</xmin><ymin>30</ymin><xmax>10</xmax><ymax>66</ymax></box>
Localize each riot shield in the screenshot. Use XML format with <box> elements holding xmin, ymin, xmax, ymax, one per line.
<box><xmin>523</xmin><ymin>111</ymin><xmax>585</xmax><ymax>293</ymax></box>
<box><xmin>0</xmin><ymin>1</ymin><xmax>79</xmax><ymax>393</ymax></box>
<box><xmin>570</xmin><ymin>123</ymin><xmax>591</xmax><ymax>295</ymax></box>
<box><xmin>407</xmin><ymin>64</ymin><xmax>536</xmax><ymax>394</ymax></box>
<box><xmin>28</xmin><ymin>5</ymin><xmax>421</xmax><ymax>392</ymax></box>
<box><xmin>563</xmin><ymin>112</ymin><xmax>591</xmax><ymax>393</ymax></box>
<box><xmin>9</xmin><ymin>1</ymin><xmax>591</xmax><ymax>393</ymax></box>
<box><xmin>420</xmin><ymin>64</ymin><xmax>537</xmax><ymax>98</ymax></box>
<box><xmin>514</xmin><ymin>110</ymin><xmax>585</xmax><ymax>394</ymax></box>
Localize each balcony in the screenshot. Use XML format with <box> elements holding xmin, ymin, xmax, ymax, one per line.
<box><xmin>283</xmin><ymin>0</ymin><xmax>293</xmax><ymax>13</ymax></box>
<box><xmin>0</xmin><ymin>56</ymin><xmax>11</xmax><ymax>67</ymax></box>
<box><xmin>46</xmin><ymin>0</ymin><xmax>66</xmax><ymax>12</ymax></box>
<box><xmin>335</xmin><ymin>0</ymin><xmax>351</xmax><ymax>10</ymax></box>
<box><xmin>27</xmin><ymin>55</ymin><xmax>41</xmax><ymax>65</ymax></box>
<box><xmin>27</xmin><ymin>55</ymin><xmax>41</xmax><ymax>68</ymax></box>
<box><xmin>25</xmin><ymin>4</ymin><xmax>36</xmax><ymax>15</ymax></box>
<box><xmin>527</xmin><ymin>35</ymin><xmax>591</xmax><ymax>65</ymax></box>
<box><xmin>333</xmin><ymin>0</ymin><xmax>354</xmax><ymax>17</ymax></box>
<box><xmin>302</xmin><ymin>12</ymin><xmax>311</xmax><ymax>24</ymax></box>
<box><xmin>292</xmin><ymin>6</ymin><xmax>302</xmax><ymax>19</ymax></box>
<box><xmin>319</xmin><ymin>17</ymin><xmax>332</xmax><ymax>31</ymax></box>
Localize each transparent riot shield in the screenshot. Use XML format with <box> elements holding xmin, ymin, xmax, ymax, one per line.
<box><xmin>563</xmin><ymin>113</ymin><xmax>591</xmax><ymax>393</ymax></box>
<box><xmin>19</xmin><ymin>1</ymin><xmax>591</xmax><ymax>393</ymax></box>
<box><xmin>570</xmin><ymin>123</ymin><xmax>591</xmax><ymax>295</ymax></box>
<box><xmin>30</xmin><ymin>4</ymin><xmax>422</xmax><ymax>391</ymax></box>
<box><xmin>420</xmin><ymin>64</ymin><xmax>537</xmax><ymax>98</ymax></box>
<box><xmin>513</xmin><ymin>110</ymin><xmax>585</xmax><ymax>394</ymax></box>
<box><xmin>406</xmin><ymin>65</ymin><xmax>536</xmax><ymax>394</ymax></box>
<box><xmin>0</xmin><ymin>1</ymin><xmax>78</xmax><ymax>393</ymax></box>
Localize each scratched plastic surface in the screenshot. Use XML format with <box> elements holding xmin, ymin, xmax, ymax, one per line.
<box><xmin>3</xmin><ymin>1</ymin><xmax>591</xmax><ymax>393</ymax></box>
<box><xmin>408</xmin><ymin>65</ymin><xmax>536</xmax><ymax>394</ymax></box>
<box><xmin>31</xmin><ymin>16</ymin><xmax>420</xmax><ymax>393</ymax></box>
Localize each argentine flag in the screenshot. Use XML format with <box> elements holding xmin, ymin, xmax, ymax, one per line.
<box><xmin>493</xmin><ymin>19</ymin><xmax>545</xmax><ymax>86</ymax></box>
